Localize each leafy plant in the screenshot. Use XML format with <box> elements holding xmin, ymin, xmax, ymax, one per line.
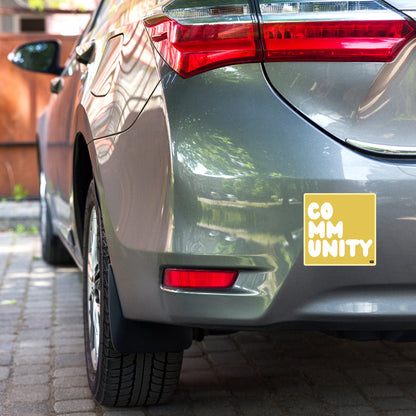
<box><xmin>14</xmin><ymin>224</ymin><xmax>38</xmax><ymax>235</ymax></box>
<box><xmin>1</xmin><ymin>300</ymin><xmax>17</xmax><ymax>306</ymax></box>
<box><xmin>27</xmin><ymin>0</ymin><xmax>89</xmax><ymax>11</ymax></box>
<box><xmin>11</xmin><ymin>183</ymin><xmax>29</xmax><ymax>202</ymax></box>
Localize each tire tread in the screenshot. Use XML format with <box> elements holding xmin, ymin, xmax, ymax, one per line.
<box><xmin>83</xmin><ymin>180</ymin><xmax>183</xmax><ymax>407</ymax></box>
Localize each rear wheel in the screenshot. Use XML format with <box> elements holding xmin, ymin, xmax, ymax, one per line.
<box><xmin>39</xmin><ymin>171</ymin><xmax>73</xmax><ymax>265</ymax></box>
<box><xmin>82</xmin><ymin>180</ymin><xmax>183</xmax><ymax>406</ymax></box>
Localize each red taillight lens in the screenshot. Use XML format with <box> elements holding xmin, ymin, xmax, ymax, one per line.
<box><xmin>262</xmin><ymin>20</ymin><xmax>415</xmax><ymax>61</ymax></box>
<box><xmin>144</xmin><ymin>0</ymin><xmax>416</xmax><ymax>77</ymax></box>
<box><xmin>260</xmin><ymin>0</ymin><xmax>416</xmax><ymax>62</ymax></box>
<box><xmin>163</xmin><ymin>269</ymin><xmax>238</xmax><ymax>289</ymax></box>
<box><xmin>145</xmin><ymin>18</ymin><xmax>261</xmax><ymax>78</ymax></box>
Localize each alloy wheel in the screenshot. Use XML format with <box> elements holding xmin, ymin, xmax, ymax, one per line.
<box><xmin>87</xmin><ymin>207</ymin><xmax>100</xmax><ymax>371</ymax></box>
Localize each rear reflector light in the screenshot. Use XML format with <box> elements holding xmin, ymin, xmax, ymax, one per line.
<box><xmin>144</xmin><ymin>0</ymin><xmax>416</xmax><ymax>77</ymax></box>
<box><xmin>163</xmin><ymin>269</ymin><xmax>238</xmax><ymax>289</ymax></box>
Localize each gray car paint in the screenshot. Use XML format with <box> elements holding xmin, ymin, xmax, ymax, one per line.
<box><xmin>25</xmin><ymin>0</ymin><xmax>416</xmax><ymax>334</ymax></box>
<box><xmin>91</xmin><ymin>60</ymin><xmax>416</xmax><ymax>330</ymax></box>
<box><xmin>83</xmin><ymin>21</ymin><xmax>160</xmax><ymax>139</ymax></box>
<box><xmin>263</xmin><ymin>38</ymin><xmax>416</xmax><ymax>154</ymax></box>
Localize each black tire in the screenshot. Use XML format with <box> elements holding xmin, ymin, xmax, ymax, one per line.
<box><xmin>82</xmin><ymin>180</ymin><xmax>183</xmax><ymax>407</ymax></box>
<box><xmin>39</xmin><ymin>171</ymin><xmax>73</xmax><ymax>265</ymax></box>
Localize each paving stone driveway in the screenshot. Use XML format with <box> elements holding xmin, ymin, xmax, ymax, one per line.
<box><xmin>3</xmin><ymin>232</ymin><xmax>416</xmax><ymax>415</ymax></box>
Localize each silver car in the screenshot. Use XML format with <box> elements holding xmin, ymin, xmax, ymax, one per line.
<box><xmin>9</xmin><ymin>0</ymin><xmax>416</xmax><ymax>407</ymax></box>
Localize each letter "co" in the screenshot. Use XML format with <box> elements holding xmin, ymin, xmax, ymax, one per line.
<box><xmin>307</xmin><ymin>202</ymin><xmax>333</xmax><ymax>221</ymax></box>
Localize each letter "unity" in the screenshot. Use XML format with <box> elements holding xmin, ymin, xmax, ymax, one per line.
<box><xmin>308</xmin><ymin>239</ymin><xmax>373</xmax><ymax>258</ymax></box>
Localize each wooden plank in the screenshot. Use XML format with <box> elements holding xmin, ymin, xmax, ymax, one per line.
<box><xmin>0</xmin><ymin>33</ymin><xmax>78</xmax><ymax>197</ymax></box>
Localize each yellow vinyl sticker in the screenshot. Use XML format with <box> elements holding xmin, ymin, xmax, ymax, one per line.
<box><xmin>304</xmin><ymin>193</ymin><xmax>376</xmax><ymax>266</ymax></box>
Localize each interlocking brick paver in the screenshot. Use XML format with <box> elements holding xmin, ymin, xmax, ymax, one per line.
<box><xmin>53</xmin><ymin>375</ymin><xmax>89</xmax><ymax>388</ymax></box>
<box><xmin>285</xmin><ymin>399</ymin><xmax>330</xmax><ymax>416</ymax></box>
<box><xmin>102</xmin><ymin>410</ymin><xmax>146</xmax><ymax>416</ymax></box>
<box><xmin>10</xmin><ymin>384</ymin><xmax>50</xmax><ymax>402</ymax></box>
<box><xmin>14</xmin><ymin>364</ymin><xmax>50</xmax><ymax>376</ymax></box>
<box><xmin>187</xmin><ymin>389</ymin><xmax>231</xmax><ymax>400</ymax></box>
<box><xmin>181</xmin><ymin>356</ymin><xmax>210</xmax><ymax>371</ymax></box>
<box><xmin>374</xmin><ymin>397</ymin><xmax>416</xmax><ymax>410</ymax></box>
<box><xmin>346</xmin><ymin>367</ymin><xmax>390</xmax><ymax>384</ymax></box>
<box><xmin>9</xmin><ymin>402</ymin><xmax>51</xmax><ymax>416</ymax></box>
<box><xmin>53</xmin><ymin>337</ymin><xmax>84</xmax><ymax>346</ymax></box>
<box><xmin>201</xmin><ymin>336</ymin><xmax>236</xmax><ymax>352</ymax></box>
<box><xmin>147</xmin><ymin>395</ymin><xmax>193</xmax><ymax>416</ymax></box>
<box><xmin>0</xmin><ymin>352</ymin><xmax>12</xmax><ymax>365</ymax></box>
<box><xmin>318</xmin><ymin>386</ymin><xmax>368</xmax><ymax>406</ymax></box>
<box><xmin>208</xmin><ymin>351</ymin><xmax>247</xmax><ymax>365</ymax></box>
<box><xmin>384</xmin><ymin>366</ymin><xmax>416</xmax><ymax>384</ymax></box>
<box><xmin>54</xmin><ymin>398</ymin><xmax>96</xmax><ymax>413</ymax></box>
<box><xmin>180</xmin><ymin>369</ymin><xmax>219</xmax><ymax>386</ymax></box>
<box><xmin>216</xmin><ymin>364</ymin><xmax>257</xmax><ymax>378</ymax></box>
<box><xmin>13</xmin><ymin>373</ymin><xmax>50</xmax><ymax>385</ymax></box>
<box><xmin>303</xmin><ymin>367</ymin><xmax>349</xmax><ymax>386</ymax></box>
<box><xmin>237</xmin><ymin>400</ymin><xmax>285</xmax><ymax>416</ymax></box>
<box><xmin>53</xmin><ymin>366</ymin><xmax>86</xmax><ymax>378</ymax></box>
<box><xmin>0</xmin><ymin>366</ymin><xmax>10</xmax><ymax>380</ymax></box>
<box><xmin>54</xmin><ymin>353</ymin><xmax>85</xmax><ymax>368</ymax></box>
<box><xmin>60</xmin><ymin>413</ymin><xmax>98</xmax><ymax>416</ymax></box>
<box><xmin>183</xmin><ymin>343</ymin><xmax>203</xmax><ymax>357</ymax></box>
<box><xmin>335</xmin><ymin>407</ymin><xmax>378</xmax><ymax>416</ymax></box>
<box><xmin>361</xmin><ymin>384</ymin><xmax>404</xmax><ymax>398</ymax></box>
<box><xmin>4</xmin><ymin>231</ymin><xmax>416</xmax><ymax>415</ymax></box>
<box><xmin>54</xmin><ymin>386</ymin><xmax>93</xmax><ymax>400</ymax></box>
<box><xmin>188</xmin><ymin>399</ymin><xmax>238</xmax><ymax>416</ymax></box>
<box><xmin>14</xmin><ymin>353</ymin><xmax>50</xmax><ymax>365</ymax></box>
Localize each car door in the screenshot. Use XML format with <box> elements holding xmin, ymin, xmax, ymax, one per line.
<box><xmin>45</xmin><ymin>55</ymin><xmax>82</xmax><ymax>242</ymax></box>
<box><xmin>44</xmin><ymin>1</ymin><xmax>107</xmax><ymax>245</ymax></box>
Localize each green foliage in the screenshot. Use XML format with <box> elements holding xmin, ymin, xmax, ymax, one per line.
<box><xmin>1</xmin><ymin>300</ymin><xmax>17</xmax><ymax>306</ymax></box>
<box><xmin>13</xmin><ymin>224</ymin><xmax>38</xmax><ymax>235</ymax></box>
<box><xmin>26</xmin><ymin>0</ymin><xmax>89</xmax><ymax>11</ymax></box>
<box><xmin>12</xmin><ymin>184</ymin><xmax>29</xmax><ymax>202</ymax></box>
<box><xmin>28</xmin><ymin>0</ymin><xmax>46</xmax><ymax>10</ymax></box>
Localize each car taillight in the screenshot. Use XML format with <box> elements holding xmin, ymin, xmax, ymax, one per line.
<box><xmin>260</xmin><ymin>1</ymin><xmax>415</xmax><ymax>62</ymax></box>
<box><xmin>144</xmin><ymin>2</ymin><xmax>261</xmax><ymax>78</ymax></box>
<box><xmin>144</xmin><ymin>0</ymin><xmax>416</xmax><ymax>77</ymax></box>
<box><xmin>163</xmin><ymin>268</ymin><xmax>238</xmax><ymax>289</ymax></box>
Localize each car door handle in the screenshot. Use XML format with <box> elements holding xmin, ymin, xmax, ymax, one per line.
<box><xmin>50</xmin><ymin>77</ymin><xmax>64</xmax><ymax>94</ymax></box>
<box><xmin>76</xmin><ymin>41</ymin><xmax>96</xmax><ymax>65</ymax></box>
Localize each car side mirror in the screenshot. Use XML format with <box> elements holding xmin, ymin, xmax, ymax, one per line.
<box><xmin>8</xmin><ymin>40</ymin><xmax>63</xmax><ymax>75</ymax></box>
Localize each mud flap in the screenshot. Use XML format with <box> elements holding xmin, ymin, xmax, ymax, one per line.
<box><xmin>108</xmin><ymin>266</ymin><xmax>192</xmax><ymax>353</ymax></box>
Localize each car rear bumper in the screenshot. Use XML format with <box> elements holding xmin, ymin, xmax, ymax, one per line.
<box><xmin>92</xmin><ymin>63</ymin><xmax>416</xmax><ymax>331</ymax></box>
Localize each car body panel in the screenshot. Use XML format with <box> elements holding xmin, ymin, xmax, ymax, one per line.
<box><xmin>27</xmin><ymin>0</ymin><xmax>416</xmax><ymax>337</ymax></box>
<box><xmin>39</xmin><ymin>55</ymin><xmax>81</xmax><ymax>242</ymax></box>
<box><xmin>37</xmin><ymin>5</ymin><xmax>160</xmax><ymax>260</ymax></box>
<box><xmin>263</xmin><ymin>39</ymin><xmax>416</xmax><ymax>154</ymax></box>
<box><xmin>83</xmin><ymin>21</ymin><xmax>160</xmax><ymax>139</ymax></box>
<box><xmin>90</xmin><ymin>61</ymin><xmax>416</xmax><ymax>330</ymax></box>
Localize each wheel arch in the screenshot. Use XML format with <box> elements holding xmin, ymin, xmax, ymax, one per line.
<box><xmin>73</xmin><ymin>133</ymin><xmax>93</xmax><ymax>254</ymax></box>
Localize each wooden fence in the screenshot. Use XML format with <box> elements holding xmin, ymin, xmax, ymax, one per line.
<box><xmin>0</xmin><ymin>33</ymin><xmax>77</xmax><ymax>198</ymax></box>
